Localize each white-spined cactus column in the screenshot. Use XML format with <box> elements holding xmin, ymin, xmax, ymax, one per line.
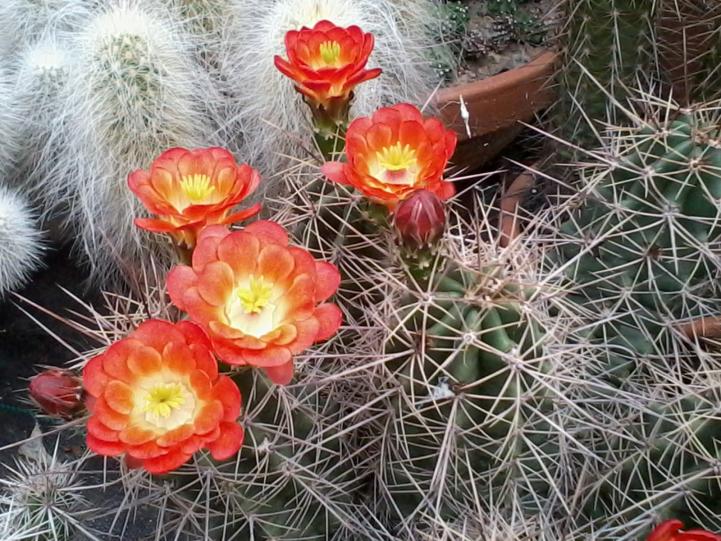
<box><xmin>59</xmin><ymin>1</ymin><xmax>219</xmax><ymax>282</ymax></box>
<box><xmin>0</xmin><ymin>187</ymin><xmax>44</xmax><ymax>296</ymax></box>
<box><xmin>219</xmin><ymin>0</ymin><xmax>441</xmax><ymax>174</ymax></box>
<box><xmin>0</xmin><ymin>0</ymin><xmax>91</xmax><ymax>58</ymax></box>
<box><xmin>10</xmin><ymin>37</ymin><xmax>71</xmax><ymax>200</ymax></box>
<box><xmin>0</xmin><ymin>68</ymin><xmax>20</xmax><ymax>182</ymax></box>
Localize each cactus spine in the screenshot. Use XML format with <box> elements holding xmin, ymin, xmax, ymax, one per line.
<box><xmin>9</xmin><ymin>37</ymin><xmax>71</xmax><ymax>201</ymax></box>
<box><xmin>555</xmin><ymin>103</ymin><xmax>721</xmax><ymax>378</ymax></box>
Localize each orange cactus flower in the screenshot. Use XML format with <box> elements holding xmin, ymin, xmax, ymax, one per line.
<box><xmin>83</xmin><ymin>319</ymin><xmax>244</xmax><ymax>474</ymax></box>
<box><xmin>129</xmin><ymin>147</ymin><xmax>262</xmax><ymax>249</ymax></box>
<box><xmin>647</xmin><ymin>520</ymin><xmax>721</xmax><ymax>541</ymax></box>
<box><xmin>166</xmin><ymin>221</ymin><xmax>342</xmax><ymax>385</ymax></box>
<box><xmin>274</xmin><ymin>20</ymin><xmax>381</xmax><ymax>133</ymax></box>
<box><xmin>321</xmin><ymin>103</ymin><xmax>457</xmax><ymax>208</ymax></box>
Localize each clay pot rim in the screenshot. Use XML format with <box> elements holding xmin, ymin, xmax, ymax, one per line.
<box><xmin>434</xmin><ymin>49</ymin><xmax>558</xmax><ymax>141</ymax></box>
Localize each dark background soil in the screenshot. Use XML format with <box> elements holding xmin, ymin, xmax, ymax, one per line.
<box><xmin>0</xmin><ymin>243</ymin><xmax>99</xmax><ymax>448</ymax></box>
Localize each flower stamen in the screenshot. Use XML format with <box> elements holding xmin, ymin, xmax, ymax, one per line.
<box><xmin>318</xmin><ymin>41</ymin><xmax>342</xmax><ymax>67</ymax></box>
<box><xmin>141</xmin><ymin>383</ymin><xmax>186</xmax><ymax>422</ymax></box>
<box><xmin>236</xmin><ymin>276</ymin><xmax>273</xmax><ymax>314</ymax></box>
<box><xmin>377</xmin><ymin>143</ymin><xmax>417</xmax><ymax>172</ymax></box>
<box><xmin>180</xmin><ymin>174</ymin><xmax>215</xmax><ymax>203</ymax></box>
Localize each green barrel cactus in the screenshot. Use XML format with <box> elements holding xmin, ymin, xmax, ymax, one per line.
<box><xmin>554</xmin><ymin>106</ymin><xmax>721</xmax><ymax>378</ymax></box>
<box><xmin>580</xmin><ymin>388</ymin><xmax>721</xmax><ymax>538</ymax></box>
<box><xmin>551</xmin><ymin>101</ymin><xmax>721</xmax><ymax>537</ymax></box>
<box><xmin>372</xmin><ymin>254</ymin><xmax>567</xmax><ymax>536</ymax></box>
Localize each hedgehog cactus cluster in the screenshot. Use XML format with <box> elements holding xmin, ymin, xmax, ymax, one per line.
<box><xmin>9</xmin><ymin>1</ymin><xmax>721</xmax><ymax>540</ymax></box>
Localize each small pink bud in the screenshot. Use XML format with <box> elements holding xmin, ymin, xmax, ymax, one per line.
<box><xmin>394</xmin><ymin>190</ymin><xmax>446</xmax><ymax>250</ymax></box>
<box><xmin>29</xmin><ymin>369</ymin><xmax>83</xmax><ymax>419</ymax></box>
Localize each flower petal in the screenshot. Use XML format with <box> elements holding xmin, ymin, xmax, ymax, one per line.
<box><xmin>207</xmin><ymin>422</ymin><xmax>244</xmax><ymax>461</ymax></box>
<box><xmin>314</xmin><ymin>261</ymin><xmax>340</xmax><ymax>302</ymax></box>
<box><xmin>320</xmin><ymin>161</ymin><xmax>350</xmax><ymax>185</ymax></box>
<box><xmin>119</xmin><ymin>425</ymin><xmax>157</xmax><ymax>446</ymax></box>
<box><xmin>212</xmin><ymin>376</ymin><xmax>242</xmax><ymax>422</ymax></box>
<box><xmin>244</xmin><ymin>220</ymin><xmax>288</xmax><ymax>246</ymax></box>
<box><xmin>263</xmin><ymin>361</ymin><xmax>295</xmax><ymax>385</ymax></box>
<box><xmin>143</xmin><ymin>448</ymin><xmax>192</xmax><ymax>474</ymax></box>
<box><xmin>104</xmin><ymin>380</ymin><xmax>134</xmax><ymax>415</ymax></box>
<box><xmin>93</xmin><ymin>397</ymin><xmax>129</xmax><ymax>431</ymax></box>
<box><xmin>313</xmin><ymin>303</ymin><xmax>343</xmax><ymax>342</ymax></box>
<box><xmin>127</xmin><ymin>345</ymin><xmax>163</xmax><ymax>377</ymax></box>
<box><xmin>194</xmin><ymin>401</ymin><xmax>224</xmax><ymax>435</ymax></box>
<box><xmin>83</xmin><ymin>356</ymin><xmax>109</xmax><ymax>398</ymax></box>
<box><xmin>166</xmin><ymin>266</ymin><xmax>198</xmax><ymax>311</ymax></box>
<box><xmin>156</xmin><ymin>424</ymin><xmax>194</xmax><ymax>448</ymax></box>
<box><xmin>241</xmin><ymin>346</ymin><xmax>292</xmax><ymax>368</ymax></box>
<box><xmin>197</xmin><ymin>261</ymin><xmax>235</xmax><ymax>306</ymax></box>
<box><xmin>87</xmin><ymin>433</ymin><xmax>125</xmax><ymax>456</ymax></box>
<box><xmin>87</xmin><ymin>417</ymin><xmax>119</xmax><ymax>442</ymax></box>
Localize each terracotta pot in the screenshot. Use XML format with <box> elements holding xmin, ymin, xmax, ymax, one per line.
<box><xmin>435</xmin><ymin>50</ymin><xmax>557</xmax><ymax>172</ymax></box>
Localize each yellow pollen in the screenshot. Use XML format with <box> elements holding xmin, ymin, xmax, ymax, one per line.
<box><xmin>141</xmin><ymin>383</ymin><xmax>186</xmax><ymax>420</ymax></box>
<box><xmin>236</xmin><ymin>276</ymin><xmax>273</xmax><ymax>314</ymax></box>
<box><xmin>377</xmin><ymin>143</ymin><xmax>417</xmax><ymax>172</ymax></box>
<box><xmin>319</xmin><ymin>41</ymin><xmax>342</xmax><ymax>66</ymax></box>
<box><xmin>180</xmin><ymin>174</ymin><xmax>215</xmax><ymax>202</ymax></box>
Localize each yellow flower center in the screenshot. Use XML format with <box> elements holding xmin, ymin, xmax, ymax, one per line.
<box><xmin>318</xmin><ymin>41</ymin><xmax>342</xmax><ymax>67</ymax></box>
<box><xmin>377</xmin><ymin>143</ymin><xmax>418</xmax><ymax>172</ymax></box>
<box><xmin>180</xmin><ymin>174</ymin><xmax>215</xmax><ymax>203</ymax></box>
<box><xmin>140</xmin><ymin>383</ymin><xmax>186</xmax><ymax>422</ymax></box>
<box><xmin>236</xmin><ymin>276</ymin><xmax>273</xmax><ymax>314</ymax></box>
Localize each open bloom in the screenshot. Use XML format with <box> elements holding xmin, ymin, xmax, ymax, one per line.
<box><xmin>83</xmin><ymin>320</ymin><xmax>244</xmax><ymax>474</ymax></box>
<box><xmin>647</xmin><ymin>520</ymin><xmax>721</xmax><ymax>541</ymax></box>
<box><xmin>167</xmin><ymin>221</ymin><xmax>342</xmax><ymax>385</ymax></box>
<box><xmin>321</xmin><ymin>103</ymin><xmax>457</xmax><ymax>208</ymax></box>
<box><xmin>129</xmin><ymin>147</ymin><xmax>261</xmax><ymax>248</ymax></box>
<box><xmin>274</xmin><ymin>20</ymin><xmax>381</xmax><ymax>130</ymax></box>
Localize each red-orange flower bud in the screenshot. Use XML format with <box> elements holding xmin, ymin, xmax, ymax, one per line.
<box><xmin>394</xmin><ymin>189</ymin><xmax>446</xmax><ymax>250</ymax></box>
<box><xmin>29</xmin><ymin>369</ymin><xmax>83</xmax><ymax>419</ymax></box>
<box><xmin>647</xmin><ymin>520</ymin><xmax>721</xmax><ymax>541</ymax></box>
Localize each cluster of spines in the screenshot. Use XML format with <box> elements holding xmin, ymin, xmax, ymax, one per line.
<box><xmin>556</xmin><ymin>0</ymin><xmax>660</xmax><ymax>150</ymax></box>
<box><xmin>55</xmin><ymin>1</ymin><xmax>219</xmax><ymax>281</ymax></box>
<box><xmin>0</xmin><ymin>187</ymin><xmax>44</xmax><ymax>296</ymax></box>
<box><xmin>541</xmin><ymin>95</ymin><xmax>721</xmax><ymax>538</ymax></box>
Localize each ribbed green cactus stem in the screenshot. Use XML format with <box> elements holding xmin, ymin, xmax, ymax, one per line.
<box><xmin>112</xmin><ymin>365</ymin><xmax>373</xmax><ymax>540</ymax></box>
<box><xmin>555</xmin><ymin>103</ymin><xmax>721</xmax><ymax>379</ymax></box>
<box><xmin>558</xmin><ymin>0</ymin><xmax>659</xmax><ymax>149</ymax></box>
<box><xmin>169</xmin><ymin>367</ymin><xmax>364</xmax><ymax>540</ymax></box>
<box><xmin>376</xmin><ymin>257</ymin><xmax>560</xmax><ymax>532</ymax></box>
<box><xmin>581</xmin><ymin>388</ymin><xmax>721</xmax><ymax>538</ymax></box>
